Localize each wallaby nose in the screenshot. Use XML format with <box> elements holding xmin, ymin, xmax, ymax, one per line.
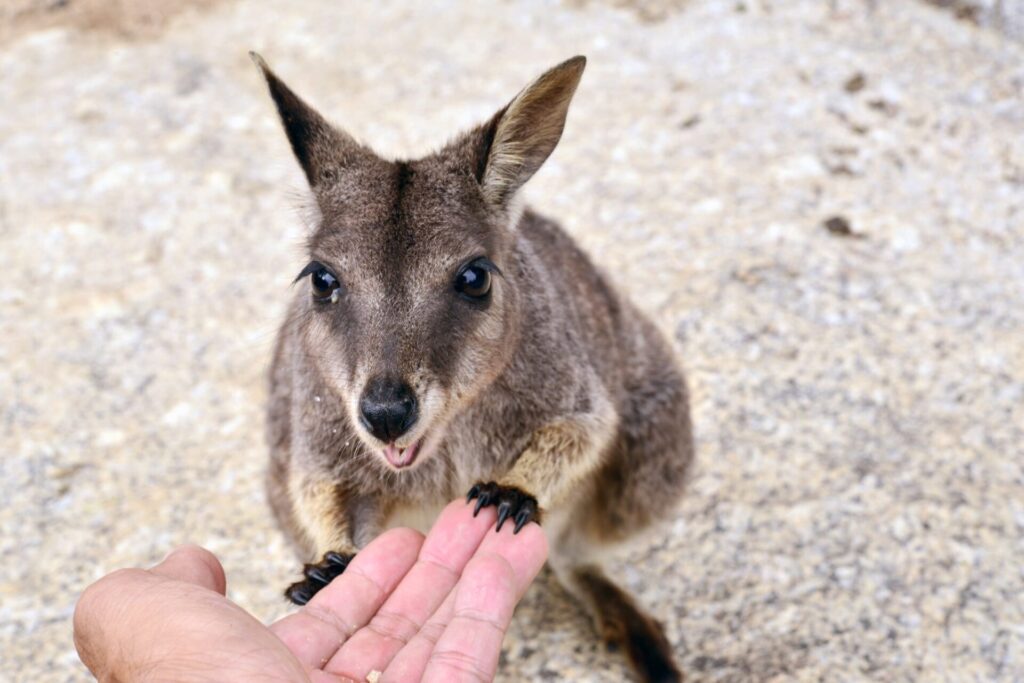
<box><xmin>358</xmin><ymin>377</ymin><xmax>418</xmax><ymax>443</ymax></box>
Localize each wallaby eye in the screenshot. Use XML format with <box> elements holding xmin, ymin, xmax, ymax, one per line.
<box><xmin>295</xmin><ymin>261</ymin><xmax>342</xmax><ymax>302</ymax></box>
<box><xmin>311</xmin><ymin>268</ymin><xmax>339</xmax><ymax>299</ymax></box>
<box><xmin>454</xmin><ymin>259</ymin><xmax>495</xmax><ymax>300</ymax></box>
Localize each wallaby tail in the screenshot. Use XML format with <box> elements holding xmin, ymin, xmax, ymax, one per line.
<box><xmin>572</xmin><ymin>565</ymin><xmax>683</xmax><ymax>682</ymax></box>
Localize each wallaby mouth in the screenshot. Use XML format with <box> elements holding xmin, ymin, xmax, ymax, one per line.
<box><xmin>383</xmin><ymin>440</ymin><xmax>420</xmax><ymax>469</ymax></box>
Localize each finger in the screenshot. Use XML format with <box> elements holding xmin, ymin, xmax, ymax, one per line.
<box><xmin>324</xmin><ymin>500</ymin><xmax>498</xmax><ymax>679</ymax></box>
<box><xmin>421</xmin><ymin>554</ymin><xmax>517</xmax><ymax>683</ymax></box>
<box><xmin>380</xmin><ymin>586</ymin><xmax>456</xmax><ymax>683</ymax></box>
<box><xmin>149</xmin><ymin>544</ymin><xmax>227</xmax><ymax>595</ymax></box>
<box><xmin>475</xmin><ymin>520</ymin><xmax>548</xmax><ymax>601</ymax></box>
<box><xmin>271</xmin><ymin>527</ymin><xmax>424</xmax><ymax>671</ymax></box>
<box><xmin>381</xmin><ymin>518</ymin><xmax>548</xmax><ymax>682</ymax></box>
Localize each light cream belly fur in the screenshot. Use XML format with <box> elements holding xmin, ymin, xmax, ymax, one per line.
<box><xmin>384</xmin><ymin>500</ymin><xmax>450</xmax><ymax>536</ymax></box>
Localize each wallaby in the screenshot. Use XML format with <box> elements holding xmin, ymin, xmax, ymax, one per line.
<box><xmin>254</xmin><ymin>52</ymin><xmax>695</xmax><ymax>682</ymax></box>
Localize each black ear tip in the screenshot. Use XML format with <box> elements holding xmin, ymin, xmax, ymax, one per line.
<box><xmin>249</xmin><ymin>51</ymin><xmax>270</xmax><ymax>75</ymax></box>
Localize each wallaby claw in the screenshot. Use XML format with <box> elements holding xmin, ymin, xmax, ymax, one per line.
<box><xmin>466</xmin><ymin>481</ymin><xmax>540</xmax><ymax>533</ymax></box>
<box><xmin>473</xmin><ymin>490</ymin><xmax>490</xmax><ymax>516</ymax></box>
<box><xmin>324</xmin><ymin>551</ymin><xmax>349</xmax><ymax>568</ymax></box>
<box><xmin>514</xmin><ymin>504</ymin><xmax>536</xmax><ymax>533</ymax></box>
<box><xmin>496</xmin><ymin>500</ymin><xmax>513</xmax><ymax>530</ymax></box>
<box><xmin>285</xmin><ymin>550</ymin><xmax>354</xmax><ymax>605</ymax></box>
<box><xmin>303</xmin><ymin>565</ymin><xmax>331</xmax><ymax>585</ymax></box>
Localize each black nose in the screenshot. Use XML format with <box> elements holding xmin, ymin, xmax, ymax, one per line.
<box><xmin>358</xmin><ymin>377</ymin><xmax>418</xmax><ymax>442</ymax></box>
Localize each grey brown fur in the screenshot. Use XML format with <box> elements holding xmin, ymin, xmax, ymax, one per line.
<box><xmin>255</xmin><ymin>53</ymin><xmax>694</xmax><ymax>681</ymax></box>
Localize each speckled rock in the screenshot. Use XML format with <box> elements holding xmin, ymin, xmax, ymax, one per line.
<box><xmin>1</xmin><ymin>1</ymin><xmax>1022</xmax><ymax>681</ymax></box>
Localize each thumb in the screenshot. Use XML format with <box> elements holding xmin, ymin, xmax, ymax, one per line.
<box><xmin>150</xmin><ymin>544</ymin><xmax>227</xmax><ymax>595</ymax></box>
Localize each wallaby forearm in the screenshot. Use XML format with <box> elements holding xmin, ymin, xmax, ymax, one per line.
<box><xmin>288</xmin><ymin>475</ymin><xmax>362</xmax><ymax>557</ymax></box>
<box><xmin>499</xmin><ymin>408</ymin><xmax>618</xmax><ymax>512</ymax></box>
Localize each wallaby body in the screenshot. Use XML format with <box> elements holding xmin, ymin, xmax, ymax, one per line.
<box><xmin>256</xmin><ymin>54</ymin><xmax>694</xmax><ymax>682</ymax></box>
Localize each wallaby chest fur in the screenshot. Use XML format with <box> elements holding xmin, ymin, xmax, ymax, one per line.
<box><xmin>256</xmin><ymin>54</ymin><xmax>694</xmax><ymax>681</ymax></box>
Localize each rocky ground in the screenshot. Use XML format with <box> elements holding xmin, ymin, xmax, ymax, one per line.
<box><xmin>1</xmin><ymin>0</ymin><xmax>1022</xmax><ymax>681</ymax></box>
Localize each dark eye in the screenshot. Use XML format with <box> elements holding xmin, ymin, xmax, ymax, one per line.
<box><xmin>310</xmin><ymin>267</ymin><xmax>339</xmax><ymax>300</ymax></box>
<box><xmin>294</xmin><ymin>261</ymin><xmax>343</xmax><ymax>302</ymax></box>
<box><xmin>454</xmin><ymin>262</ymin><xmax>493</xmax><ymax>299</ymax></box>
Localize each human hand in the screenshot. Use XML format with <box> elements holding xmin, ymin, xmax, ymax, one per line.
<box><xmin>73</xmin><ymin>499</ymin><xmax>548</xmax><ymax>682</ymax></box>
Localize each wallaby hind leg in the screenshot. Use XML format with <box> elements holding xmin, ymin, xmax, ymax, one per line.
<box><xmin>569</xmin><ymin>564</ymin><xmax>682</xmax><ymax>682</ymax></box>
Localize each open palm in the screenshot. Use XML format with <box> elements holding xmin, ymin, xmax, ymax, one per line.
<box><xmin>74</xmin><ymin>500</ymin><xmax>548</xmax><ymax>682</ymax></box>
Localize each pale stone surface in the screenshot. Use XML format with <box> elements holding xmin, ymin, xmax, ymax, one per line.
<box><xmin>1</xmin><ymin>1</ymin><xmax>1022</xmax><ymax>681</ymax></box>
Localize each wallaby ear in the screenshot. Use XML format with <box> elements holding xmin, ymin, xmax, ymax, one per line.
<box><xmin>250</xmin><ymin>52</ymin><xmax>368</xmax><ymax>187</ymax></box>
<box><xmin>477</xmin><ymin>56</ymin><xmax>586</xmax><ymax>207</ymax></box>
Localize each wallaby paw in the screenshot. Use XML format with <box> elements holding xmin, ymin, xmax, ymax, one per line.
<box><xmin>466</xmin><ymin>481</ymin><xmax>540</xmax><ymax>533</ymax></box>
<box><xmin>284</xmin><ymin>550</ymin><xmax>353</xmax><ymax>605</ymax></box>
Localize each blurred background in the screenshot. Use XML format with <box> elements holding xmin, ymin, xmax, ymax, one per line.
<box><xmin>1</xmin><ymin>0</ymin><xmax>1022</xmax><ymax>680</ymax></box>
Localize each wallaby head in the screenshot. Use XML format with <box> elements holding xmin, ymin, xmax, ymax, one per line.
<box><xmin>252</xmin><ymin>53</ymin><xmax>586</xmax><ymax>472</ymax></box>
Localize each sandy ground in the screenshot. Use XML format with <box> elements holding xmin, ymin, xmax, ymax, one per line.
<box><xmin>1</xmin><ymin>0</ymin><xmax>1022</xmax><ymax>680</ymax></box>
